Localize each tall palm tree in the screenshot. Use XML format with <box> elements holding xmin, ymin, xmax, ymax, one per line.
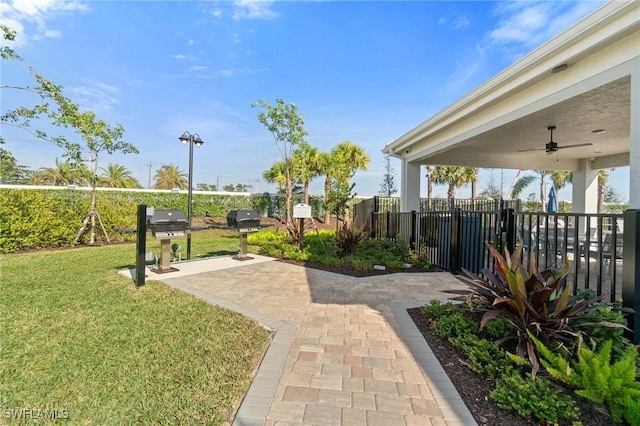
<box><xmin>431</xmin><ymin>166</ymin><xmax>476</xmax><ymax>200</ymax></box>
<box><xmin>292</xmin><ymin>144</ymin><xmax>320</xmax><ymax>204</ymax></box>
<box><xmin>98</xmin><ymin>163</ymin><xmax>141</xmax><ymax>188</ymax></box>
<box><xmin>332</xmin><ymin>140</ymin><xmax>370</xmax><ymax>182</ymax></box>
<box><xmin>597</xmin><ymin>169</ymin><xmax>614</xmax><ymax>213</ymax></box>
<box><xmin>511</xmin><ymin>169</ymin><xmax>551</xmax><ymax>210</ymax></box>
<box><xmin>153</xmin><ymin>164</ymin><xmax>188</xmax><ymax>189</ymax></box>
<box><xmin>321</xmin><ymin>141</ymin><xmax>370</xmax><ymax>223</ymax></box>
<box><xmin>30</xmin><ymin>158</ymin><xmax>86</xmax><ymax>186</ymax></box>
<box><xmin>318</xmin><ymin>151</ymin><xmax>337</xmax><ymax>223</ymax></box>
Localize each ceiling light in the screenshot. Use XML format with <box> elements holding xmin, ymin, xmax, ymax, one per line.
<box><xmin>592</xmin><ymin>129</ymin><xmax>606</xmax><ymax>135</ymax></box>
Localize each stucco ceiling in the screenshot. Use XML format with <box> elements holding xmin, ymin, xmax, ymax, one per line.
<box><xmin>412</xmin><ymin>76</ymin><xmax>630</xmax><ymax>171</ymax></box>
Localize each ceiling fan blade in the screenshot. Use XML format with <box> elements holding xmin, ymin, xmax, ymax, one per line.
<box><xmin>556</xmin><ymin>142</ymin><xmax>593</xmax><ymax>150</ymax></box>
<box><xmin>517</xmin><ymin>147</ymin><xmax>547</xmax><ymax>152</ymax></box>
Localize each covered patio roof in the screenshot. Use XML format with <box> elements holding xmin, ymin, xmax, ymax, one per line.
<box><xmin>383</xmin><ymin>1</ymin><xmax>639</xmax><ymax>210</ymax></box>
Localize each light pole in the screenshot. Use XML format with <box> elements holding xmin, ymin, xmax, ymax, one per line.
<box><xmin>178</xmin><ymin>131</ymin><xmax>204</xmax><ymax>260</ymax></box>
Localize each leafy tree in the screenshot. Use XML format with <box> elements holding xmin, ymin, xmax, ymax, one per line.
<box><xmin>1</xmin><ymin>24</ymin><xmax>81</xmax><ymax>157</ymax></box>
<box><xmin>252</xmin><ymin>98</ymin><xmax>308</xmax><ymax>228</ymax></box>
<box><xmin>223</xmin><ymin>184</ymin><xmax>235</xmax><ymax>192</ymax></box>
<box><xmin>196</xmin><ymin>183</ymin><xmax>217</xmax><ymax>191</ymax></box>
<box><xmin>30</xmin><ymin>158</ymin><xmax>87</xmax><ymax>186</ymax></box>
<box><xmin>479</xmin><ymin>174</ymin><xmax>503</xmax><ymax>199</ymax></box>
<box><xmin>2</xmin><ymin>24</ymin><xmax>138</xmax><ymax>243</ymax></box>
<box><xmin>511</xmin><ymin>170</ymin><xmax>551</xmax><ymax>211</ymax></box>
<box><xmin>154</xmin><ymin>164</ymin><xmax>187</xmax><ymax>190</ymax></box>
<box><xmin>235</xmin><ymin>183</ymin><xmax>253</xmax><ymax>192</ymax></box>
<box><xmin>318</xmin><ymin>151</ymin><xmax>338</xmax><ymax>223</ymax></box>
<box><xmin>379</xmin><ymin>155</ymin><xmax>398</xmax><ymax>197</ymax></box>
<box><xmin>597</xmin><ymin>169</ymin><xmax>615</xmax><ymax>213</ymax></box>
<box><xmin>98</xmin><ymin>163</ymin><xmax>141</xmax><ymax>188</ymax></box>
<box><xmin>604</xmin><ymin>185</ymin><xmax>624</xmax><ymax>203</ymax></box>
<box><xmin>0</xmin><ymin>148</ymin><xmax>31</xmax><ymax>183</ymax></box>
<box><xmin>431</xmin><ymin>166</ymin><xmax>477</xmax><ymax>200</ymax></box>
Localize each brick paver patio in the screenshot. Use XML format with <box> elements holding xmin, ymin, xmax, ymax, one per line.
<box><xmin>153</xmin><ymin>257</ymin><xmax>476</xmax><ymax>426</ymax></box>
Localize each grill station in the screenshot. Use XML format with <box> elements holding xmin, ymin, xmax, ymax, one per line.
<box><xmin>227</xmin><ymin>210</ymin><xmax>261</xmax><ymax>260</ymax></box>
<box><xmin>148</xmin><ymin>209</ymin><xmax>188</xmax><ymax>273</ymax></box>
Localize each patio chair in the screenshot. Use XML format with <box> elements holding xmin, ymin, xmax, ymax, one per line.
<box><xmin>589</xmin><ymin>233</ymin><xmax>623</xmax><ymax>274</ymax></box>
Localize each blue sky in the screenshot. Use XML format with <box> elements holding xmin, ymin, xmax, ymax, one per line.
<box><xmin>1</xmin><ymin>0</ymin><xmax>629</xmax><ymax>201</ymax></box>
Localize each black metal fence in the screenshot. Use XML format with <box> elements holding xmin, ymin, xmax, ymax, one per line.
<box><xmin>362</xmin><ymin>196</ymin><xmax>638</xmax><ymax>343</ymax></box>
<box><xmin>370</xmin><ymin>203</ymin><xmax>625</xmax><ymax>298</ymax></box>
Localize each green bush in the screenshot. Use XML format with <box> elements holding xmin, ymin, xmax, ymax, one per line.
<box><xmin>450</xmin><ymin>335</ymin><xmax>515</xmax><ymax>378</ymax></box>
<box><xmin>431</xmin><ymin>311</ymin><xmax>478</xmax><ymax>339</ymax></box>
<box><xmin>490</xmin><ymin>370</ymin><xmax>581</xmax><ymax>424</ymax></box>
<box><xmin>484</xmin><ymin>317</ymin><xmax>515</xmax><ymax>340</ymax></box>
<box><xmin>421</xmin><ymin>300</ymin><xmax>459</xmax><ymax>320</ymax></box>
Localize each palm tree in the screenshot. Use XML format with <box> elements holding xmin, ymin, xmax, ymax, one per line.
<box><xmin>318</xmin><ymin>151</ymin><xmax>337</xmax><ymax>223</ymax></box>
<box><xmin>431</xmin><ymin>166</ymin><xmax>477</xmax><ymax>200</ymax></box>
<box><xmin>263</xmin><ymin>161</ymin><xmax>288</xmax><ymax>193</ymax></box>
<box><xmin>153</xmin><ymin>164</ymin><xmax>187</xmax><ymax>189</ymax></box>
<box><xmin>98</xmin><ymin>163</ymin><xmax>141</xmax><ymax>188</ymax></box>
<box><xmin>597</xmin><ymin>169</ymin><xmax>614</xmax><ymax>213</ymax></box>
<box><xmin>511</xmin><ymin>169</ymin><xmax>551</xmax><ymax>210</ymax></box>
<box><xmin>292</xmin><ymin>144</ymin><xmax>320</xmax><ymax>204</ymax></box>
<box><xmin>30</xmin><ymin>158</ymin><xmax>86</xmax><ymax>186</ymax></box>
<box><xmin>319</xmin><ymin>141</ymin><xmax>369</xmax><ymax>223</ymax></box>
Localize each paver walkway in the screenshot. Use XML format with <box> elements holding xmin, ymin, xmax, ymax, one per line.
<box><xmin>151</xmin><ymin>256</ymin><xmax>476</xmax><ymax>426</ymax></box>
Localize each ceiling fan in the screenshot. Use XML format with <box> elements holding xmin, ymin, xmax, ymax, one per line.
<box><xmin>518</xmin><ymin>126</ymin><xmax>593</xmax><ymax>154</ymax></box>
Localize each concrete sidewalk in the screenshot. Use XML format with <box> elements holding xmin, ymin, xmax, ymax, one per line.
<box><xmin>122</xmin><ymin>256</ymin><xmax>476</xmax><ymax>426</ymax></box>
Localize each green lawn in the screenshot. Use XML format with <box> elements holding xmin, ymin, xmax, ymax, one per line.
<box><xmin>0</xmin><ymin>231</ymin><xmax>271</xmax><ymax>424</ymax></box>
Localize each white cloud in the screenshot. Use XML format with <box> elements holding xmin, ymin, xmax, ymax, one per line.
<box><xmin>0</xmin><ymin>0</ymin><xmax>90</xmax><ymax>44</ymax></box>
<box><xmin>68</xmin><ymin>82</ymin><xmax>120</xmax><ymax>117</ymax></box>
<box><xmin>189</xmin><ymin>65</ymin><xmax>209</xmax><ymax>72</ymax></box>
<box><xmin>187</xmin><ymin>39</ymin><xmax>195</xmax><ymax>46</ymax></box>
<box><xmin>451</xmin><ymin>15</ymin><xmax>470</xmax><ymax>29</ymax></box>
<box><xmin>438</xmin><ymin>17</ymin><xmax>447</xmax><ymax>25</ymax></box>
<box><xmin>232</xmin><ymin>0</ymin><xmax>277</xmax><ymax>21</ymax></box>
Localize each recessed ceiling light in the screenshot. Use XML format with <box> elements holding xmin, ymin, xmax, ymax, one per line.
<box><xmin>592</xmin><ymin>129</ymin><xmax>606</xmax><ymax>135</ymax></box>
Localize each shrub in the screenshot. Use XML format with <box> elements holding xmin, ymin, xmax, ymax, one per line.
<box><xmin>532</xmin><ymin>334</ymin><xmax>640</xmax><ymax>424</ymax></box>
<box><xmin>483</xmin><ymin>317</ymin><xmax>515</xmax><ymax>340</ymax></box>
<box><xmin>421</xmin><ymin>300</ymin><xmax>458</xmax><ymax>320</ymax></box>
<box><xmin>450</xmin><ymin>241</ymin><xmax>621</xmax><ymax>377</ymax></box>
<box><xmin>490</xmin><ymin>370</ymin><xmax>581</xmax><ymax>424</ymax></box>
<box><xmin>449</xmin><ymin>334</ymin><xmax>515</xmax><ymax>378</ymax></box>
<box><xmin>431</xmin><ymin>311</ymin><xmax>478</xmax><ymax>339</ymax></box>
<box><xmin>335</xmin><ymin>222</ymin><xmax>367</xmax><ymax>255</ymax></box>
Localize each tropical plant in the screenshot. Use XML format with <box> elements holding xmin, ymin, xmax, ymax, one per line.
<box><xmin>292</xmin><ymin>143</ymin><xmax>320</xmax><ymax>204</ymax></box>
<box><xmin>263</xmin><ymin>160</ymin><xmax>288</xmax><ymax>194</ymax></box>
<box><xmin>98</xmin><ymin>163</ymin><xmax>141</xmax><ymax>188</ymax></box>
<box><xmin>532</xmin><ymin>334</ymin><xmax>640</xmax><ymax>425</ymax></box>
<box><xmin>449</xmin><ymin>241</ymin><xmax>620</xmax><ymax>377</ymax></box>
<box><xmin>30</xmin><ymin>158</ymin><xmax>87</xmax><ymax>186</ymax></box>
<box><xmin>327</xmin><ymin>141</ymin><xmax>370</xmax><ymax>223</ymax></box>
<box><xmin>431</xmin><ymin>166</ymin><xmax>477</xmax><ymax>200</ymax></box>
<box><xmin>335</xmin><ymin>221</ymin><xmax>367</xmax><ymax>256</ymax></box>
<box><xmin>154</xmin><ymin>164</ymin><xmax>188</xmax><ymax>190</ymax></box>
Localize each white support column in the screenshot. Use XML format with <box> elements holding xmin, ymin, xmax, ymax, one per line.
<box><xmin>572</xmin><ymin>159</ymin><xmax>598</xmax><ymax>212</ymax></box>
<box><xmin>401</xmin><ymin>159</ymin><xmax>421</xmax><ymax>212</ymax></box>
<box><xmin>629</xmin><ymin>66</ymin><xmax>640</xmax><ymax>209</ymax></box>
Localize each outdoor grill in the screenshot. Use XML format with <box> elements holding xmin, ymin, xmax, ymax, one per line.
<box><xmin>147</xmin><ymin>209</ymin><xmax>188</xmax><ymax>273</ymax></box>
<box><xmin>148</xmin><ymin>209</ymin><xmax>188</xmax><ymax>239</ymax></box>
<box><xmin>226</xmin><ymin>210</ymin><xmax>261</xmax><ymax>233</ymax></box>
<box><xmin>227</xmin><ymin>210</ymin><xmax>261</xmax><ymax>260</ymax></box>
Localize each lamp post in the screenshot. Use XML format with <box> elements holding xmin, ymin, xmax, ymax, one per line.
<box><xmin>178</xmin><ymin>131</ymin><xmax>204</xmax><ymax>260</ymax></box>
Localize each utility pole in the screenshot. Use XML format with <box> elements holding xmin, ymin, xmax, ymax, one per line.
<box><xmin>255</xmin><ymin>179</ymin><xmax>260</xmax><ymax>194</ymax></box>
<box><xmin>147</xmin><ymin>162</ymin><xmax>153</xmax><ymax>189</ymax></box>
<box><xmin>216</xmin><ymin>176</ymin><xmax>220</xmax><ymax>192</ymax></box>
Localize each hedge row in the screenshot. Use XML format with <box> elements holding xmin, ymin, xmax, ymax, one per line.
<box><xmin>0</xmin><ymin>188</ymin><xmax>327</xmax><ymax>252</ymax></box>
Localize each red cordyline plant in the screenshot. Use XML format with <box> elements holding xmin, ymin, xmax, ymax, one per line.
<box><xmin>448</xmin><ymin>241</ymin><xmax>616</xmax><ymax>377</ymax></box>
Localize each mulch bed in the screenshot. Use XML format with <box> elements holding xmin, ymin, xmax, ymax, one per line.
<box><xmin>407</xmin><ymin>307</ymin><xmax>615</xmax><ymax>426</ymax></box>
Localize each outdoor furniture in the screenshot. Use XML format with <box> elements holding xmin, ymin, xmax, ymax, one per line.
<box><xmin>589</xmin><ymin>233</ymin><xmax>624</xmax><ymax>274</ymax></box>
